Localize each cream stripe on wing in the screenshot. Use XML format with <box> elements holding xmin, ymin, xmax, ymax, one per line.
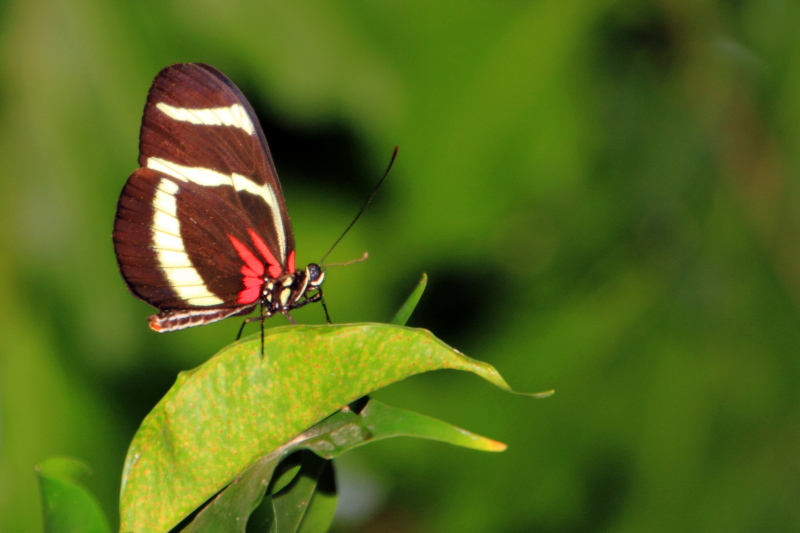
<box><xmin>156</xmin><ymin>103</ymin><xmax>255</xmax><ymax>135</ymax></box>
<box><xmin>147</xmin><ymin>157</ymin><xmax>286</xmax><ymax>262</ymax></box>
<box><xmin>151</xmin><ymin>178</ymin><xmax>224</xmax><ymax>306</ymax></box>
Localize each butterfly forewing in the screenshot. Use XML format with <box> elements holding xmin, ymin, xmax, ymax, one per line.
<box><xmin>140</xmin><ymin>64</ymin><xmax>294</xmax><ymax>262</ymax></box>
<box><xmin>113</xmin><ymin>63</ymin><xmax>298</xmax><ymax>331</ymax></box>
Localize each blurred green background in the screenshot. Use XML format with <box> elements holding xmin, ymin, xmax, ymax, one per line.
<box><xmin>2</xmin><ymin>0</ymin><xmax>800</xmax><ymax>531</ymax></box>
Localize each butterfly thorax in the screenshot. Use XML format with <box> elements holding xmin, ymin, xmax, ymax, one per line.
<box><xmin>262</xmin><ymin>263</ymin><xmax>325</xmax><ymax>316</ymax></box>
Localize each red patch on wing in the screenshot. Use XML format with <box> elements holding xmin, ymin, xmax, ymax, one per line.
<box><xmin>229</xmin><ymin>235</ymin><xmax>264</xmax><ymax>304</ymax></box>
<box><xmin>287</xmin><ymin>250</ymin><xmax>296</xmax><ymax>274</ymax></box>
<box><xmin>248</xmin><ymin>229</ymin><xmax>282</xmax><ymax>278</ymax></box>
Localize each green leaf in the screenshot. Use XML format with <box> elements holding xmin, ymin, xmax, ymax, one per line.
<box><xmin>270</xmin><ymin>459</ymin><xmax>303</xmax><ymax>497</ymax></box>
<box><xmin>120</xmin><ymin>323</ymin><xmax>527</xmax><ymax>533</ymax></box>
<box><xmin>36</xmin><ymin>457</ymin><xmax>111</xmax><ymax>533</ymax></box>
<box><xmin>390</xmin><ymin>273</ymin><xmax>427</xmax><ymax>326</ymax></box>
<box><xmin>294</xmin><ymin>464</ymin><xmax>336</xmax><ymax>533</ymax></box>
<box><xmin>180</xmin><ymin>455</ymin><xmax>278</xmax><ymax>533</ymax></box>
<box><xmin>272</xmin><ymin>452</ymin><xmax>336</xmax><ymax>533</ymax></box>
<box><xmin>178</xmin><ymin>398</ymin><xmax>502</xmax><ymax>532</ymax></box>
<box><xmin>289</xmin><ymin>398</ymin><xmax>508</xmax><ymax>460</ymax></box>
<box><xmin>183</xmin><ymin>452</ymin><xmax>335</xmax><ymax>533</ymax></box>
<box><xmin>321</xmin><ymin>399</ymin><xmax>508</xmax><ymax>453</ymax></box>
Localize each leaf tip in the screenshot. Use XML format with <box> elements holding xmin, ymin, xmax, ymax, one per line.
<box><xmin>484</xmin><ymin>439</ymin><xmax>508</xmax><ymax>452</ymax></box>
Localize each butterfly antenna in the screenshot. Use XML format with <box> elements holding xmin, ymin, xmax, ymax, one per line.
<box><xmin>318</xmin><ymin>146</ymin><xmax>398</xmax><ymax>265</ymax></box>
<box><xmin>323</xmin><ymin>251</ymin><xmax>369</xmax><ymax>268</ymax></box>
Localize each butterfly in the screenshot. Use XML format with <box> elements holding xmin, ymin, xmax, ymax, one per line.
<box><xmin>113</xmin><ymin>63</ymin><xmax>326</xmax><ymax>333</ymax></box>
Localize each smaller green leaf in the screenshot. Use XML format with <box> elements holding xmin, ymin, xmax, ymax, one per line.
<box><xmin>295</xmin><ymin>462</ymin><xmax>336</xmax><ymax>533</ymax></box>
<box><xmin>363</xmin><ymin>400</ymin><xmax>507</xmax><ymax>451</ymax></box>
<box><xmin>272</xmin><ymin>451</ymin><xmax>336</xmax><ymax>533</ymax></box>
<box><xmin>390</xmin><ymin>273</ymin><xmax>427</xmax><ymax>326</ymax></box>
<box><xmin>304</xmin><ymin>400</ymin><xmax>507</xmax><ymax>456</ymax></box>
<box><xmin>35</xmin><ymin>457</ymin><xmax>111</xmax><ymax>533</ymax></box>
<box><xmin>270</xmin><ymin>457</ymin><xmax>303</xmax><ymax>496</ymax></box>
<box><xmin>182</xmin><ymin>455</ymin><xmax>279</xmax><ymax>533</ymax></box>
<box><xmin>178</xmin><ymin>397</ymin><xmax>503</xmax><ymax>532</ymax></box>
<box><xmin>181</xmin><ymin>452</ymin><xmax>331</xmax><ymax>533</ymax></box>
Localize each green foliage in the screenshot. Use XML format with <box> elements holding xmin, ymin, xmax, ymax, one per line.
<box><xmin>390</xmin><ymin>274</ymin><xmax>426</xmax><ymax>326</ymax></box>
<box><xmin>269</xmin><ymin>452</ymin><xmax>337</xmax><ymax>533</ymax></box>
<box><xmin>35</xmin><ymin>279</ymin><xmax>537</xmax><ymax>532</ymax></box>
<box><xmin>5</xmin><ymin>2</ymin><xmax>800</xmax><ymax>532</ymax></box>
<box><xmin>174</xmin><ymin>396</ymin><xmax>509</xmax><ymax>533</ymax></box>
<box><xmin>35</xmin><ymin>458</ymin><xmax>110</xmax><ymax>533</ymax></box>
<box><xmin>120</xmin><ymin>323</ymin><xmax>520</xmax><ymax>532</ymax></box>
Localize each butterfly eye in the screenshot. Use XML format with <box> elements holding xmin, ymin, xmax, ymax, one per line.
<box><xmin>306</xmin><ymin>264</ymin><xmax>324</xmax><ymax>286</ymax></box>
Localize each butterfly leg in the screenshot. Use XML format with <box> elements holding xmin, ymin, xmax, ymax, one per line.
<box><xmin>288</xmin><ymin>290</ymin><xmax>330</xmax><ymax>324</ymax></box>
<box><xmin>260</xmin><ymin>303</ymin><xmax>268</xmax><ymax>357</ymax></box>
<box><xmin>235</xmin><ymin>304</ymin><xmax>270</xmax><ymax>343</ymax></box>
<box><xmin>236</xmin><ymin>319</ymin><xmax>247</xmax><ymax>340</ymax></box>
<box><xmin>319</xmin><ymin>290</ymin><xmax>331</xmax><ymax>324</ymax></box>
<box><xmin>236</xmin><ymin>313</ymin><xmax>263</xmax><ymax>340</ymax></box>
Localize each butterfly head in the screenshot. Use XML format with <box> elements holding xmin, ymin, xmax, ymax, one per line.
<box><xmin>304</xmin><ymin>263</ymin><xmax>325</xmax><ymax>290</ymax></box>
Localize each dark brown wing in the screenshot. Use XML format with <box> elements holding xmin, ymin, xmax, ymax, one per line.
<box><xmin>113</xmin><ymin>63</ymin><xmax>295</xmax><ymax>330</ymax></box>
